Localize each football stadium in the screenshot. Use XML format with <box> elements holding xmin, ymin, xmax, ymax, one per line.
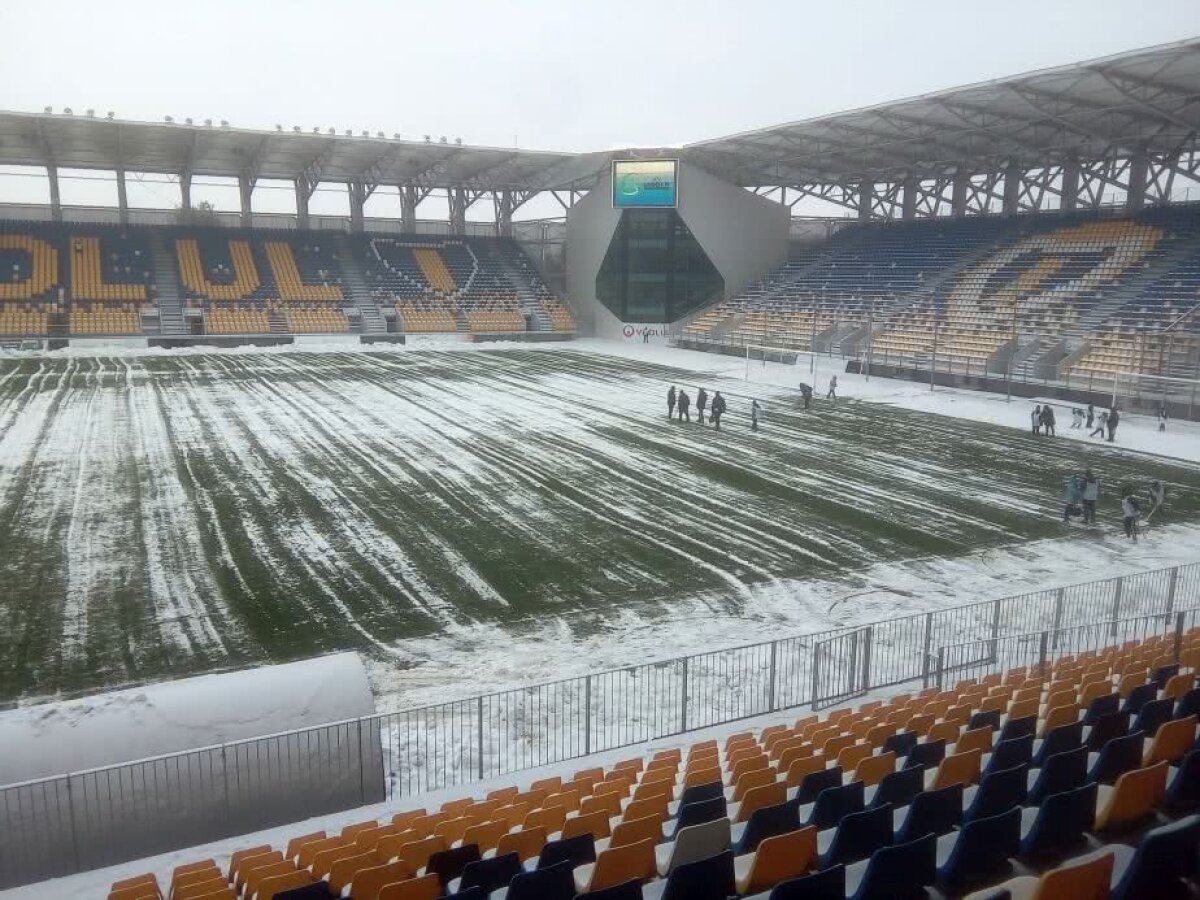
<box><xmin>2</xmin><ymin>10</ymin><xmax>1200</xmax><ymax>898</ymax></box>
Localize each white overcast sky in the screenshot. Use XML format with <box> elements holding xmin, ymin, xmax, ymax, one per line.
<box><xmin>1</xmin><ymin>0</ymin><xmax>1198</xmax><ymax>219</ymax></box>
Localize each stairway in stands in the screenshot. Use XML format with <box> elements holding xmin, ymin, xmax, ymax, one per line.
<box><xmin>148</xmin><ymin>230</ymin><xmax>186</xmax><ymax>336</ymax></box>
<box><xmin>335</xmin><ymin>234</ymin><xmax>386</xmax><ymax>335</ymax></box>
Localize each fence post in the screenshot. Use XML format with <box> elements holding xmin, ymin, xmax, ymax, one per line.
<box><xmin>1165</xmin><ymin>567</ymin><xmax>1179</xmax><ymax>624</ymax></box>
<box><xmin>861</xmin><ymin>627</ymin><xmax>873</xmax><ymax>692</ymax></box>
<box><xmin>768</xmin><ymin>641</ymin><xmax>778</xmax><ymax>712</ymax></box>
<box><xmin>680</xmin><ymin>657</ymin><xmax>689</xmax><ymax>733</ymax></box>
<box><xmin>811</xmin><ymin>643</ymin><xmax>821</xmax><ymax>712</ymax></box>
<box><xmin>936</xmin><ymin>646</ymin><xmax>946</xmax><ymax>691</ymax></box>
<box><xmin>221</xmin><ymin>744</ymin><xmax>231</xmax><ymax>821</ymax></box>
<box><xmin>989</xmin><ymin>598</ymin><xmax>1002</xmax><ymax>664</ymax></box>
<box><xmin>1110</xmin><ymin>577</ymin><xmax>1124</xmax><ymax>637</ymax></box>
<box><xmin>65</xmin><ymin>774</ymin><xmax>81</xmax><ymax>874</ymax></box>
<box><xmin>1051</xmin><ymin>587</ymin><xmax>1065</xmax><ymax>649</ymax></box>
<box><xmin>1038</xmin><ymin>631</ymin><xmax>1049</xmax><ymax>676</ymax></box>
<box><xmin>1174</xmin><ymin>612</ymin><xmax>1186</xmax><ymax>664</ymax></box>
<box><xmin>584</xmin><ymin>675</ymin><xmax>592</xmax><ymax>756</ymax></box>
<box><xmin>476</xmin><ymin>697</ymin><xmax>485</xmax><ymax>781</ymax></box>
<box><xmin>921</xmin><ymin>612</ymin><xmax>934</xmax><ymax>689</ymax></box>
<box><xmin>356</xmin><ymin>720</ymin><xmax>365</xmax><ymax>804</ymax></box>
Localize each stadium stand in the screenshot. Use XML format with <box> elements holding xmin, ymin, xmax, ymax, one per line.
<box><xmin>684</xmin><ymin>205</ymin><xmax>1200</xmax><ymax>380</ymax></box>
<box><xmin>0</xmin><ymin>220</ymin><xmax>566</xmax><ymax>339</ymax></box>
<box><xmin>108</xmin><ymin>627</ymin><xmax>1200</xmax><ymax>899</ymax></box>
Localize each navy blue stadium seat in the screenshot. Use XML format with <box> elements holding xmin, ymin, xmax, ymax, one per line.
<box><xmin>818</xmin><ymin>803</ymin><xmax>893</xmax><ymax>868</ymax></box>
<box><xmin>674</xmin><ymin>795</ymin><xmax>727</xmax><ymax>833</ymax></box>
<box><xmin>902</xmin><ymin>739</ymin><xmax>945</xmax><ymax>771</ymax></box>
<box><xmin>457</xmin><ymin>851</ymin><xmax>522</xmax><ymax>894</ymax></box>
<box><xmin>803</xmin><ymin>780</ymin><xmax>864</xmax><ymax>831</ymax></box>
<box><xmin>1087</xmin><ymin>729</ymin><xmax>1145</xmax><ymax>784</ymax></box>
<box><xmin>1121</xmin><ymin>682</ymin><xmax>1159</xmax><ymax>716</ymax></box>
<box><xmin>883</xmin><ymin>731</ymin><xmax>918</xmax><ymax>758</ymax></box>
<box><xmin>1018</xmin><ymin>782</ymin><xmax>1097</xmax><ymax>864</ymax></box>
<box><xmin>1083</xmin><ymin>692</ymin><xmax>1120</xmax><ymax>726</ymax></box>
<box><xmin>996</xmin><ymin>714</ymin><xmax>1036</xmax><ymax>744</ymax></box>
<box><xmin>968</xmin><ymin>709</ymin><xmax>1002</xmax><ymax>732</ymax></box>
<box><xmin>677</xmin><ymin>781</ymin><xmax>724</xmax><ymax>809</ymax></box>
<box><xmin>868</xmin><ymin>765</ymin><xmax>923</xmax><ymax>811</ymax></box>
<box><xmin>963</xmin><ymin>763</ymin><xmax>1027</xmax><ymax>823</ymax></box>
<box><xmin>981</xmin><ymin>734</ymin><xmax>1033</xmax><ymax>778</ymax></box>
<box><xmin>1032</xmin><ymin>719</ymin><xmax>1083</xmax><ymax>767</ymax></box>
<box><xmin>1175</xmin><ymin>687</ymin><xmax>1200</xmax><ymax>720</ymax></box>
<box><xmin>1134</xmin><ymin>698</ymin><xmax>1174</xmax><ymax>737</ymax></box>
<box><xmin>1086</xmin><ymin>710</ymin><xmax>1129</xmax><ymax>751</ymax></box>
<box><xmin>766</xmin><ymin>864</ymin><xmax>845</xmax><ymax>899</ymax></box>
<box><xmin>935</xmin><ymin>805</ymin><xmax>1021</xmax><ymax>895</ymax></box>
<box><xmin>535</xmin><ymin>833</ymin><xmax>596</xmax><ymax>870</ymax></box>
<box><xmin>894</xmin><ymin>783</ymin><xmax>962</xmax><ymax>843</ymax></box>
<box><xmin>795</xmin><ymin>766</ymin><xmax>844</xmax><ymax>804</ymax></box>
<box><xmin>427</xmin><ymin>844</ymin><xmax>481</xmax><ymax>889</ymax></box>
<box><xmin>734</xmin><ymin>798</ymin><xmax>801</xmax><ymax>855</ymax></box>
<box><xmin>1152</xmin><ymin>663</ymin><xmax>1180</xmax><ymax>688</ymax></box>
<box><xmin>1164</xmin><ymin>749</ymin><xmax>1200</xmax><ymax>816</ymax></box>
<box><xmin>1110</xmin><ymin>814</ymin><xmax>1200</xmax><ymax>900</ymax></box>
<box><xmin>844</xmin><ymin>832</ymin><xmax>937</xmax><ymax>900</ymax></box>
<box><xmin>1028</xmin><ymin>745</ymin><xmax>1087</xmax><ymax>806</ymax></box>
<box><xmin>653</xmin><ymin>848</ymin><xmax>735</xmax><ymax>900</ymax></box>
<box><xmin>504</xmin><ymin>859</ymin><xmax>575</xmax><ymax>900</ymax></box>
<box><xmin>273</xmin><ymin>885</ymin><xmax>334</xmax><ymax>900</ymax></box>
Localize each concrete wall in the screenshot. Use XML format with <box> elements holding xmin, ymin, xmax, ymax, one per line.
<box><xmin>565</xmin><ymin>161</ymin><xmax>789</xmax><ymax>338</ymax></box>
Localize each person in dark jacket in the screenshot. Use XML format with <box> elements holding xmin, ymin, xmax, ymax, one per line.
<box><xmin>695</xmin><ymin>388</ymin><xmax>707</xmax><ymax>424</ymax></box>
<box><xmin>667</xmin><ymin>385</ymin><xmax>676</xmax><ymax>419</ymax></box>
<box><xmin>710</xmin><ymin>391</ymin><xmax>727</xmax><ymax>430</ymax></box>
<box><xmin>1107</xmin><ymin>406</ymin><xmax>1120</xmax><ymax>442</ymax></box>
<box><xmin>677</xmin><ymin>389</ymin><xmax>690</xmax><ymax>422</ymax></box>
<box><xmin>751</xmin><ymin>399</ymin><xmax>761</xmax><ymax>431</ymax></box>
<box><xmin>1086</xmin><ymin>404</ymin><xmax>1095</xmax><ymax>429</ymax></box>
<box><xmin>799</xmin><ymin>383</ymin><xmax>813</xmax><ymax>410</ymax></box>
<box><xmin>1041</xmin><ymin>404</ymin><xmax>1056</xmax><ymax>437</ymax></box>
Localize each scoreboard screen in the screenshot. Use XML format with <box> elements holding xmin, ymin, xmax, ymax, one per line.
<box><xmin>612</xmin><ymin>159</ymin><xmax>679</xmax><ymax>208</ymax></box>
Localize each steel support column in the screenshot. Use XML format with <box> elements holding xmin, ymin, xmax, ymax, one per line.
<box><xmin>116</xmin><ymin>168</ymin><xmax>129</xmax><ymax>224</ymax></box>
<box><xmin>449</xmin><ymin>188</ymin><xmax>467</xmax><ymax>235</ymax></box>
<box><xmin>1127</xmin><ymin>150</ymin><xmax>1148</xmax><ymax>211</ymax></box>
<box><xmin>951</xmin><ymin>171</ymin><xmax>969</xmax><ymax>217</ymax></box>
<box><xmin>237</xmin><ymin>174</ymin><xmax>254</xmax><ymax>227</ymax></box>
<box><xmin>294</xmin><ymin>179</ymin><xmax>310</xmax><ymax>229</ymax></box>
<box><xmin>47</xmin><ymin>164</ymin><xmax>62</xmax><ymax>222</ymax></box>
<box><xmin>348</xmin><ymin>181</ymin><xmax>369</xmax><ymax>232</ymax></box>
<box><xmin>400</xmin><ymin>185</ymin><xmax>418</xmax><ymax>234</ymax></box>
<box><xmin>901</xmin><ymin>176</ymin><xmax>917</xmax><ymax>220</ymax></box>
<box><xmin>1002</xmin><ymin>162</ymin><xmax>1020</xmax><ymax>216</ymax></box>
<box><xmin>496</xmin><ymin>190</ymin><xmax>514</xmax><ymax>238</ymax></box>
<box><xmin>1061</xmin><ymin>156</ymin><xmax>1080</xmax><ymax>211</ymax></box>
<box><xmin>180</xmin><ymin>172</ymin><xmax>192</xmax><ymax>211</ymax></box>
<box><xmin>857</xmin><ymin>181</ymin><xmax>872</xmax><ymax>221</ymax></box>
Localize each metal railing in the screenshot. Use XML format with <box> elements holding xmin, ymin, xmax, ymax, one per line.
<box><xmin>1</xmin><ymin>561</ymin><xmax>1197</xmax><ymax>888</ymax></box>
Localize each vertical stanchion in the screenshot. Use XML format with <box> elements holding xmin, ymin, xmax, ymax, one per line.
<box><xmin>584</xmin><ymin>675</ymin><xmax>592</xmax><ymax>756</ymax></box>
<box><xmin>1166</xmin><ymin>567</ymin><xmax>1179</xmax><ymax>624</ymax></box>
<box><xmin>989</xmin><ymin>598</ymin><xmax>1002</xmax><ymax>664</ymax></box>
<box><xmin>936</xmin><ymin>646</ymin><xmax>946</xmax><ymax>691</ymax></box>
<box><xmin>921</xmin><ymin>612</ymin><xmax>934</xmax><ymax>689</ymax></box>
<box><xmin>1174</xmin><ymin>612</ymin><xmax>1186</xmax><ymax>664</ymax></box>
<box><xmin>1110</xmin><ymin>577</ymin><xmax>1124</xmax><ymax>638</ymax></box>
<box><xmin>1038</xmin><ymin>631</ymin><xmax>1049</xmax><ymax>676</ymax></box>
<box><xmin>356</xmin><ymin>721</ymin><xmax>365</xmax><ymax>803</ymax></box>
<box><xmin>680</xmin><ymin>657</ymin><xmax>689</xmax><ymax>734</ymax></box>
<box><xmin>1051</xmin><ymin>587</ymin><xmax>1065</xmax><ymax>649</ymax></box>
<box><xmin>66</xmin><ymin>775</ymin><xmax>81</xmax><ymax>874</ymax></box>
<box><xmin>811</xmin><ymin>643</ymin><xmax>821</xmax><ymax>712</ymax></box>
<box><xmin>861</xmin><ymin>627</ymin><xmax>873</xmax><ymax>693</ymax></box>
<box><xmin>768</xmin><ymin>641</ymin><xmax>778</xmax><ymax>712</ymax></box>
<box><xmin>476</xmin><ymin>697</ymin><xmax>485</xmax><ymax>781</ymax></box>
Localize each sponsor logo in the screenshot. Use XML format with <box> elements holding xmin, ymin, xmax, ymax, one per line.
<box><xmin>622</xmin><ymin>324</ymin><xmax>665</xmax><ymax>340</ymax></box>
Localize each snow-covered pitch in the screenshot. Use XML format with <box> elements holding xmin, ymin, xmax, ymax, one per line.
<box><xmin>0</xmin><ymin>339</ymin><xmax>1197</xmax><ymax>707</ymax></box>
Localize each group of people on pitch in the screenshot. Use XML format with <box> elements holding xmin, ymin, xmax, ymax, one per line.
<box><xmin>667</xmin><ymin>385</ymin><xmax>731</xmax><ymax>429</ymax></box>
<box><xmin>1034</xmin><ymin>402</ymin><xmax>1121</xmax><ymax>442</ymax></box>
<box><xmin>1062</xmin><ymin>470</ymin><xmax>1165</xmax><ymax>542</ymax></box>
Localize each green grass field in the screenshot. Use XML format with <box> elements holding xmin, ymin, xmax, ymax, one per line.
<box><xmin>0</xmin><ymin>347</ymin><xmax>1197</xmax><ymax>702</ymax></box>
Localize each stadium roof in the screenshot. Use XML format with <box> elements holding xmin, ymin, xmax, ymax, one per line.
<box><xmin>0</xmin><ymin>38</ymin><xmax>1197</xmax><ymax>194</ymax></box>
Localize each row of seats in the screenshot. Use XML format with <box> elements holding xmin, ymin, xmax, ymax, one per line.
<box><xmin>110</xmin><ymin>626</ymin><xmax>1200</xmax><ymax>900</ymax></box>
<box><xmin>685</xmin><ymin>206</ymin><xmax>1200</xmax><ymax>376</ymax></box>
